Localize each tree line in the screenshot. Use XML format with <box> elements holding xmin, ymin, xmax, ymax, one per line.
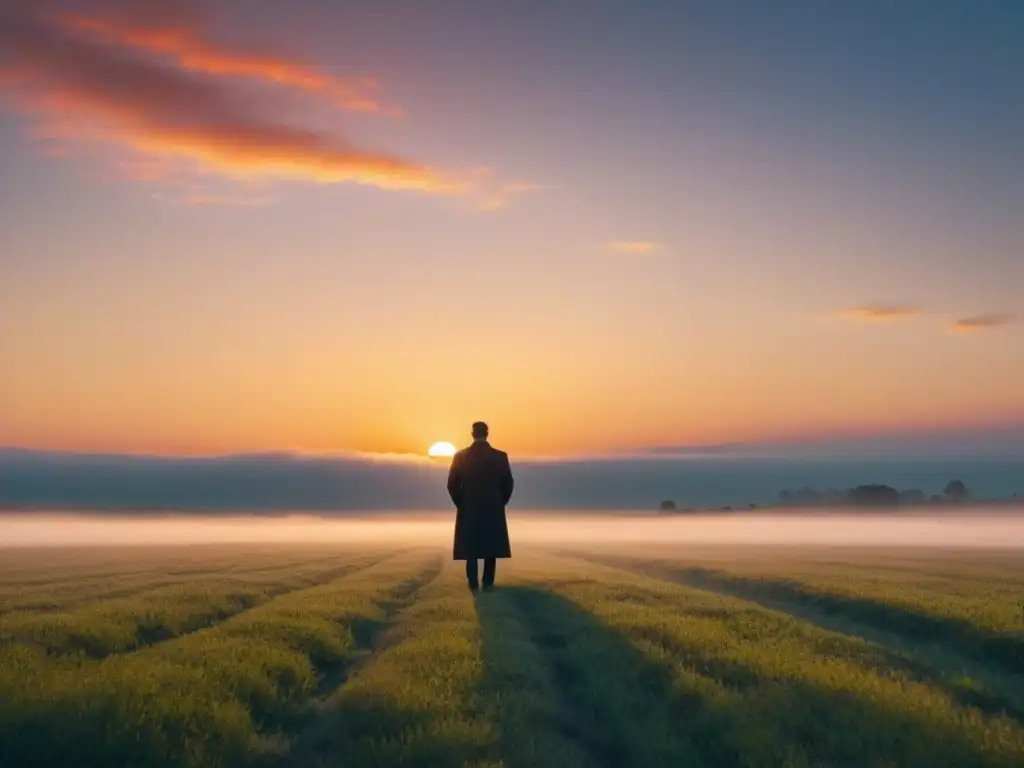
<box><xmin>657</xmin><ymin>480</ymin><xmax>978</xmax><ymax>512</ymax></box>
<box><xmin>778</xmin><ymin>479</ymin><xmax>970</xmax><ymax>508</ymax></box>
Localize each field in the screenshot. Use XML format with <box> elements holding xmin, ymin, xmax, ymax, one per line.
<box><xmin>1</xmin><ymin>542</ymin><xmax>1023</xmax><ymax>767</ymax></box>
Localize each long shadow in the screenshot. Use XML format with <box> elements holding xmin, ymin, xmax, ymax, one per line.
<box><xmin>474</xmin><ymin>586</ymin><xmax>699</xmax><ymax>767</ymax></box>
<box><xmin>475</xmin><ymin>586</ymin><xmax>1010</xmax><ymax>767</ymax></box>
<box><xmin>586</xmin><ymin>556</ymin><xmax>1024</xmax><ymax>723</ymax></box>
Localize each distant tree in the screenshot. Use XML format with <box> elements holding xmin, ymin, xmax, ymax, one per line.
<box><xmin>930</xmin><ymin>494</ymin><xmax>946</xmax><ymax>504</ymax></box>
<box><xmin>823</xmin><ymin>488</ymin><xmax>846</xmax><ymax>506</ymax></box>
<box><xmin>848</xmin><ymin>484</ymin><xmax>900</xmax><ymax>508</ymax></box>
<box><xmin>658</xmin><ymin>499</ymin><xmax>677</xmax><ymax>512</ymax></box>
<box><xmin>793</xmin><ymin>486</ymin><xmax>824</xmax><ymax>506</ymax></box>
<box><xmin>944</xmin><ymin>480</ymin><xmax>970</xmax><ymax>503</ymax></box>
<box><xmin>779</xmin><ymin>487</ymin><xmax>827</xmax><ymax>506</ymax></box>
<box><xmin>899</xmin><ymin>489</ymin><xmax>927</xmax><ymax>505</ymax></box>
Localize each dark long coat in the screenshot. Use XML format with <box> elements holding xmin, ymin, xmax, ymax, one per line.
<box><xmin>447</xmin><ymin>441</ymin><xmax>513</xmax><ymax>560</ymax></box>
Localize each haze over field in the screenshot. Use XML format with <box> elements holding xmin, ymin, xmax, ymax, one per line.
<box><xmin>2</xmin><ymin>448</ymin><xmax>1023</xmax><ymax>511</ymax></box>
<box><xmin>3</xmin><ymin>511</ymin><xmax>1023</xmax><ymax>549</ymax></box>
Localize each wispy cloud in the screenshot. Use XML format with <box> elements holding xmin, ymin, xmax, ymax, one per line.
<box><xmin>0</xmin><ymin>2</ymin><xmax>518</xmax><ymax>201</ymax></box>
<box><xmin>839</xmin><ymin>304</ymin><xmax>919</xmax><ymax>322</ymax></box>
<box><xmin>57</xmin><ymin>13</ymin><xmax>396</xmax><ymax>115</ymax></box>
<box><xmin>950</xmin><ymin>312</ymin><xmax>1015</xmax><ymax>333</ymax></box>
<box><xmin>603</xmin><ymin>241</ymin><xmax>660</xmax><ymax>254</ymax></box>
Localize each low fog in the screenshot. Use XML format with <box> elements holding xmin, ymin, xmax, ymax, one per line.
<box><xmin>3</xmin><ymin>449</ymin><xmax>1023</xmax><ymax>510</ymax></box>
<box><xmin>1</xmin><ymin>510</ymin><xmax>1022</xmax><ymax>549</ymax></box>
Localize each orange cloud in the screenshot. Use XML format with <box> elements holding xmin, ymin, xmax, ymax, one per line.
<box><xmin>840</xmin><ymin>305</ymin><xmax>919</xmax><ymax>322</ymax></box>
<box><xmin>58</xmin><ymin>14</ymin><xmax>395</xmax><ymax>115</ymax></box>
<box><xmin>0</xmin><ymin>9</ymin><xmax>460</xmax><ymax>194</ymax></box>
<box><xmin>603</xmin><ymin>241</ymin><xmax>660</xmax><ymax>253</ymax></box>
<box><xmin>950</xmin><ymin>313</ymin><xmax>1015</xmax><ymax>333</ymax></box>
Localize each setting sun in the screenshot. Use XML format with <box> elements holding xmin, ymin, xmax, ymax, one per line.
<box><xmin>427</xmin><ymin>441</ymin><xmax>457</xmax><ymax>458</ymax></box>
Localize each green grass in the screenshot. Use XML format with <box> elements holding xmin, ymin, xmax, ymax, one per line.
<box><xmin>0</xmin><ymin>554</ymin><xmax>387</xmax><ymax>658</ymax></box>
<box><xmin>1</xmin><ymin>543</ymin><xmax>1023</xmax><ymax>767</ymax></box>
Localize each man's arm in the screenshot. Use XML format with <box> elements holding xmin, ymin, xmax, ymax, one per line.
<box><xmin>500</xmin><ymin>452</ymin><xmax>514</xmax><ymax>505</ymax></box>
<box><xmin>447</xmin><ymin>453</ymin><xmax>463</xmax><ymax>508</ymax></box>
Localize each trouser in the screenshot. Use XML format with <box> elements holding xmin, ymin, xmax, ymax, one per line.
<box><xmin>466</xmin><ymin>557</ymin><xmax>496</xmax><ymax>586</ymax></box>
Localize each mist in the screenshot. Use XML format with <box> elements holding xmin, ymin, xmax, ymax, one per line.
<box><xmin>2</xmin><ymin>449</ymin><xmax>1023</xmax><ymax>511</ymax></box>
<box><xmin>1</xmin><ymin>510</ymin><xmax>1022</xmax><ymax>549</ymax></box>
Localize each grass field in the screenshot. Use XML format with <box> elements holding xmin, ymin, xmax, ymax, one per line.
<box><xmin>1</xmin><ymin>542</ymin><xmax>1023</xmax><ymax>767</ymax></box>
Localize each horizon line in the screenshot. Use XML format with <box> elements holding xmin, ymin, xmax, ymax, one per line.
<box><xmin>3</xmin><ymin>441</ymin><xmax>1024</xmax><ymax>464</ymax></box>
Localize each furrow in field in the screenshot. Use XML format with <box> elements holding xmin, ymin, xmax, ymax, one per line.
<box><xmin>0</xmin><ymin>555</ymin><xmax>262</xmax><ymax>587</ymax></box>
<box><xmin>0</xmin><ymin>548</ymin><xmax>364</xmax><ymax>591</ymax></box>
<box><xmin>541</xmin><ymin>555</ymin><xmax>1024</xmax><ymax>766</ymax></box>
<box><xmin>0</xmin><ymin>549</ymin><xmax>442</xmax><ymax>768</ymax></box>
<box><xmin>586</xmin><ymin>554</ymin><xmax>1024</xmax><ymax>676</ymax></box>
<box><xmin>0</xmin><ymin>564</ymin><xmax>309</xmax><ymax>614</ymax></box>
<box><xmin>0</xmin><ymin>564</ymin><xmax>215</xmax><ymax>591</ymax></box>
<box><xmin>266</xmin><ymin>557</ymin><xmax>453</xmax><ymax>767</ymax></box>
<box><xmin>309</xmin><ymin>552</ymin><xmax>442</xmax><ymax>699</ymax></box>
<box><xmin>0</xmin><ymin>552</ymin><xmax>393</xmax><ymax>660</ymax></box>
<box><xmin>284</xmin><ymin>557</ymin><xmax>636</xmax><ymax>768</ymax></box>
<box><xmin>0</xmin><ymin>552</ymin><xmax>355</xmax><ymax>613</ymax></box>
<box><xmin>591</xmin><ymin>555</ymin><xmax>1024</xmax><ymax>723</ymax></box>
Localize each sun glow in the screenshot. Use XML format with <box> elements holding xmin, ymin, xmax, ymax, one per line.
<box><xmin>427</xmin><ymin>441</ymin><xmax>457</xmax><ymax>458</ymax></box>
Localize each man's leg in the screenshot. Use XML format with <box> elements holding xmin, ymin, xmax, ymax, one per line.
<box><xmin>465</xmin><ymin>558</ymin><xmax>479</xmax><ymax>589</ymax></box>
<box><xmin>482</xmin><ymin>557</ymin><xmax>496</xmax><ymax>587</ymax></box>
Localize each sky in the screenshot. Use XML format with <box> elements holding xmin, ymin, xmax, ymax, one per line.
<box><xmin>1</xmin><ymin>0</ymin><xmax>1022</xmax><ymax>460</ymax></box>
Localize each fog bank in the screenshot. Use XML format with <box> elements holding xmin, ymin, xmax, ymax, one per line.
<box><xmin>2</xmin><ymin>449</ymin><xmax>1022</xmax><ymax>510</ymax></box>
<box><xmin>1</xmin><ymin>511</ymin><xmax>1022</xmax><ymax>549</ymax></box>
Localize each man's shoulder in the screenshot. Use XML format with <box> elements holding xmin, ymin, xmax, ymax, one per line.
<box><xmin>464</xmin><ymin>442</ymin><xmax>509</xmax><ymax>461</ymax></box>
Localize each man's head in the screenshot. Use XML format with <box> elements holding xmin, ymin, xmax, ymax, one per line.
<box><xmin>471</xmin><ymin>421</ymin><xmax>489</xmax><ymax>440</ymax></box>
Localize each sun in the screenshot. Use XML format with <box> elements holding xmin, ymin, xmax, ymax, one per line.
<box><xmin>427</xmin><ymin>441</ymin><xmax>457</xmax><ymax>458</ymax></box>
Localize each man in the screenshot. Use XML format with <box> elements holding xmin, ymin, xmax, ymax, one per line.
<box><xmin>447</xmin><ymin>421</ymin><xmax>514</xmax><ymax>591</ymax></box>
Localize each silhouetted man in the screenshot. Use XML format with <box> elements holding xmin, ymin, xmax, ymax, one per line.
<box><xmin>447</xmin><ymin>421</ymin><xmax>513</xmax><ymax>591</ymax></box>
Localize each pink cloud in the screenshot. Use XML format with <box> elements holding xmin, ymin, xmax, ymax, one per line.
<box><xmin>950</xmin><ymin>313</ymin><xmax>1015</xmax><ymax>333</ymax></box>
<box><xmin>0</xmin><ymin>6</ymin><xmax>460</xmax><ymax>193</ymax></box>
